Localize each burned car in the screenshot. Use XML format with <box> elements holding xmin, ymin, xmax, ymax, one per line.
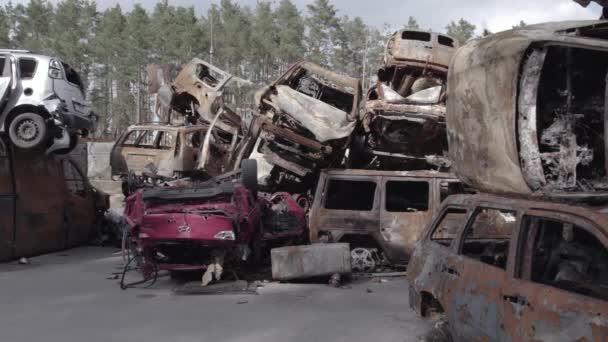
<box><xmin>408</xmin><ymin>193</ymin><xmax>608</xmax><ymax>341</ymax></box>
<box><xmin>110</xmin><ymin>123</ymin><xmax>244</xmax><ymax>184</ymax></box>
<box><xmin>309</xmin><ymin>169</ymin><xmax>467</xmax><ymax>271</ymax></box>
<box><xmin>0</xmin><ymin>50</ymin><xmax>97</xmax><ymax>154</ymax></box>
<box><xmin>121</xmin><ymin>161</ymin><xmax>307</xmax><ymax>286</ymax></box>
<box><xmin>352</xmin><ymin>31</ymin><xmax>458</xmax><ymax>170</ymax></box>
<box><xmin>448</xmin><ymin>21</ymin><xmax>608</xmax><ymax>197</ymax></box>
<box><xmin>250</xmin><ymin>62</ymin><xmax>362</xmax><ymax>192</ymax></box>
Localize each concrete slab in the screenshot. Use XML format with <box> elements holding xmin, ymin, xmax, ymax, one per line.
<box><xmin>0</xmin><ymin>246</ymin><xmax>431</xmax><ymax>342</ymax></box>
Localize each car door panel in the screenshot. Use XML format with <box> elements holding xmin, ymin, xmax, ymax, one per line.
<box><xmin>0</xmin><ymin>54</ymin><xmax>12</xmax><ymax>115</ymax></box>
<box><xmin>504</xmin><ymin>212</ymin><xmax>608</xmax><ymax>341</ymax></box>
<box><xmin>380</xmin><ymin>177</ymin><xmax>433</xmax><ymax>263</ymax></box>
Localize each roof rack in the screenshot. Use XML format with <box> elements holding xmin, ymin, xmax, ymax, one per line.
<box><xmin>0</xmin><ymin>49</ymin><xmax>32</xmax><ymax>53</ymax></box>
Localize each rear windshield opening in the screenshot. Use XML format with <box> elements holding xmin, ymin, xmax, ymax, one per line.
<box><xmin>325</xmin><ymin>179</ymin><xmax>376</xmax><ymax>211</ymax></box>
<box><xmin>438</xmin><ymin>35</ymin><xmax>455</xmax><ymax>47</ymax></box>
<box><xmin>401</xmin><ymin>31</ymin><xmax>431</xmax><ymax>42</ymax></box>
<box><xmin>19</xmin><ymin>58</ymin><xmax>37</xmax><ymax>79</ymax></box>
<box><xmin>385</xmin><ymin>180</ymin><xmax>429</xmax><ymax>212</ymax></box>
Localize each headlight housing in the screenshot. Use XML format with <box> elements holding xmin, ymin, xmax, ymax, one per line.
<box><xmin>214</xmin><ymin>230</ymin><xmax>235</xmax><ymax>240</ymax></box>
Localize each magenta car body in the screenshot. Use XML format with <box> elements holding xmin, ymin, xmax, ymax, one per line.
<box><xmin>123</xmin><ymin>182</ymin><xmax>306</xmax><ymax>275</ymax></box>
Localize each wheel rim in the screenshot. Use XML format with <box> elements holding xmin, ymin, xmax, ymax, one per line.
<box><xmin>351</xmin><ymin>247</ymin><xmax>376</xmax><ymax>273</ymax></box>
<box><xmin>15</xmin><ymin>118</ymin><xmax>40</xmax><ymax>143</ymax></box>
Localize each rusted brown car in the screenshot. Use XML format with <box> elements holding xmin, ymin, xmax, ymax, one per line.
<box><xmin>111</xmin><ymin>124</ymin><xmax>222</xmax><ymax>178</ymax></box>
<box><xmin>408</xmin><ymin>193</ymin><xmax>608</xmax><ymax>341</ymax></box>
<box><xmin>353</xmin><ymin>31</ymin><xmax>458</xmax><ymax>170</ymax></box>
<box><xmin>308</xmin><ymin>169</ymin><xmax>466</xmax><ymax>271</ymax></box>
<box><xmin>157</xmin><ymin>58</ymin><xmax>243</xmax><ymax>131</ymax></box>
<box><xmin>0</xmin><ymin>138</ymin><xmax>108</xmax><ymax>261</ymax></box>
<box><xmin>250</xmin><ymin>62</ymin><xmax>362</xmax><ymax>192</ymax></box>
<box><xmin>448</xmin><ymin>21</ymin><xmax>608</xmax><ymax>197</ymax></box>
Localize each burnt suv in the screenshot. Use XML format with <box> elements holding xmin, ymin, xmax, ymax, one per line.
<box><xmin>0</xmin><ymin>50</ymin><xmax>96</xmax><ymax>154</ymax></box>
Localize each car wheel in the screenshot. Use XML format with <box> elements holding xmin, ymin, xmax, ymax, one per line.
<box><xmin>8</xmin><ymin>112</ymin><xmax>49</xmax><ymax>150</ymax></box>
<box><xmin>53</xmin><ymin>133</ymin><xmax>79</xmax><ymax>155</ymax></box>
<box><xmin>240</xmin><ymin>158</ymin><xmax>258</xmax><ymax>195</ymax></box>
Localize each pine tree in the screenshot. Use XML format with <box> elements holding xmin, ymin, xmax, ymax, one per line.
<box><xmin>305</xmin><ymin>0</ymin><xmax>340</xmax><ymax>66</ymax></box>
<box><xmin>405</xmin><ymin>16</ymin><xmax>420</xmax><ymax>30</ymax></box>
<box><xmin>251</xmin><ymin>1</ymin><xmax>277</xmax><ymax>81</ymax></box>
<box><xmin>0</xmin><ymin>6</ymin><xmax>12</xmax><ymax>47</ymax></box>
<box><xmin>446</xmin><ymin>18</ymin><xmax>476</xmax><ymax>45</ymax></box>
<box><xmin>275</xmin><ymin>0</ymin><xmax>304</xmax><ymax>72</ymax></box>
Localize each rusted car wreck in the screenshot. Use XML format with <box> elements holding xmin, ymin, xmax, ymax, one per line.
<box><xmin>353</xmin><ymin>31</ymin><xmax>458</xmax><ymax>170</ymax></box>
<box><xmin>448</xmin><ymin>21</ymin><xmax>608</xmax><ymax>197</ymax></box>
<box><xmin>408</xmin><ymin>194</ymin><xmax>608</xmax><ymax>341</ymax></box>
<box><xmin>308</xmin><ymin>169</ymin><xmax>466</xmax><ymax>271</ymax></box>
<box><xmin>250</xmin><ymin>62</ymin><xmax>361</xmax><ymax>192</ymax></box>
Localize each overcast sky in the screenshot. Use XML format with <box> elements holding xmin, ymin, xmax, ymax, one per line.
<box><xmin>17</xmin><ymin>0</ymin><xmax>604</xmax><ymax>33</ymax></box>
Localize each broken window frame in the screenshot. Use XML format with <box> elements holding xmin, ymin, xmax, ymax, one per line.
<box><xmin>515</xmin><ymin>210</ymin><xmax>608</xmax><ymax>301</ymax></box>
<box><xmin>384</xmin><ymin>179</ymin><xmax>430</xmax><ymax>212</ymax></box>
<box><xmin>458</xmin><ymin>206</ymin><xmax>519</xmax><ymax>271</ymax></box>
<box><xmin>428</xmin><ymin>206</ymin><xmax>469</xmax><ymax>248</ymax></box>
<box><xmin>323</xmin><ymin>178</ymin><xmax>377</xmax><ymax>211</ymax></box>
<box><xmin>18</xmin><ymin>57</ymin><xmax>37</xmax><ymax>79</ymax></box>
<box><xmin>518</xmin><ymin>42</ymin><xmax>608</xmax><ymax>193</ymax></box>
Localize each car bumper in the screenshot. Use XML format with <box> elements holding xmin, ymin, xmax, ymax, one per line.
<box><xmin>43</xmin><ymin>98</ymin><xmax>97</xmax><ymax>134</ymax></box>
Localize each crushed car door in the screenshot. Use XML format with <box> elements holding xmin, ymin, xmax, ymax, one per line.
<box><xmin>0</xmin><ymin>54</ymin><xmax>13</xmax><ymax>116</ymax></box>
<box><xmin>0</xmin><ymin>139</ymin><xmax>15</xmax><ymax>260</ymax></box>
<box><xmin>12</xmin><ymin>152</ymin><xmax>66</xmax><ymax>257</ymax></box>
<box><xmin>505</xmin><ymin>212</ymin><xmax>608</xmax><ymax>341</ymax></box>
<box><xmin>445</xmin><ymin>206</ymin><xmax>519</xmax><ymax>342</ymax></box>
<box><xmin>62</xmin><ymin>159</ymin><xmax>96</xmax><ymax>247</ymax></box>
<box><xmin>380</xmin><ymin>177</ymin><xmax>433</xmax><ymax>264</ymax></box>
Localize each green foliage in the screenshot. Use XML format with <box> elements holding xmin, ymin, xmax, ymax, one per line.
<box><xmin>1</xmin><ymin>0</ymin><xmax>480</xmax><ymax>138</ymax></box>
<box><xmin>446</xmin><ymin>18</ymin><xmax>476</xmax><ymax>45</ymax></box>
<box><xmin>405</xmin><ymin>16</ymin><xmax>419</xmax><ymax>30</ymax></box>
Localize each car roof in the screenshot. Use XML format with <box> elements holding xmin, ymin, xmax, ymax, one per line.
<box><xmin>442</xmin><ymin>193</ymin><xmax>608</xmax><ymax>228</ymax></box>
<box><xmin>0</xmin><ymin>51</ymin><xmax>57</xmax><ymax>62</ymax></box>
<box><xmin>321</xmin><ymin>168</ymin><xmax>457</xmax><ymax>179</ymax></box>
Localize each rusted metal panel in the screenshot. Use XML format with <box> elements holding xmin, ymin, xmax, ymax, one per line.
<box><xmin>384</xmin><ymin>30</ymin><xmax>459</xmax><ymax>70</ymax></box>
<box><xmin>0</xmin><ymin>138</ymin><xmax>15</xmax><ymax>260</ymax></box>
<box><xmin>12</xmin><ymin>150</ymin><xmax>67</xmax><ymax>256</ymax></box>
<box><xmin>0</xmin><ymin>144</ymin><xmax>107</xmax><ymax>260</ymax></box>
<box><xmin>407</xmin><ymin>193</ymin><xmax>608</xmax><ymax>341</ymax></box>
<box><xmin>271</xmin><ymin>243</ymin><xmax>351</xmax><ymax>281</ymax></box>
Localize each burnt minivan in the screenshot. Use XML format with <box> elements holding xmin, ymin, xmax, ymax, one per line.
<box><xmin>309</xmin><ymin>169</ymin><xmax>466</xmax><ymax>271</ymax></box>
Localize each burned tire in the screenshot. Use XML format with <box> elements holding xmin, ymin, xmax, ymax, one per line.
<box><xmin>241</xmin><ymin>159</ymin><xmax>258</xmax><ymax>195</ymax></box>
<box><xmin>8</xmin><ymin>112</ymin><xmax>48</xmax><ymax>150</ymax></box>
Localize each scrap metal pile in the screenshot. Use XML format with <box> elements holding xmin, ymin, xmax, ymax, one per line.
<box><xmin>113</xmin><ymin>30</ymin><xmax>463</xmax><ymax>284</ymax></box>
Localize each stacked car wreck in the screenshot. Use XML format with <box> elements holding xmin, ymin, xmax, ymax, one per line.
<box><xmin>353</xmin><ymin>30</ymin><xmax>457</xmax><ymax>170</ymax></box>
<box><xmin>407</xmin><ymin>21</ymin><xmax>608</xmax><ymax>341</ymax></box>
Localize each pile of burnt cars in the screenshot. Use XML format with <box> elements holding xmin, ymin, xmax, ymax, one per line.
<box><xmin>407</xmin><ymin>21</ymin><xmax>608</xmax><ymax>341</ymax></box>
<box><xmin>352</xmin><ymin>30</ymin><xmax>458</xmax><ymax>170</ymax></box>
